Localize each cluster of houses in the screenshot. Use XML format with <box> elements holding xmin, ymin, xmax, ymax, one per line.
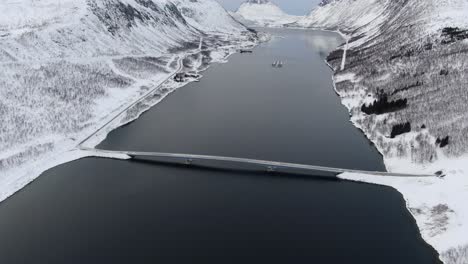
<box><xmin>174</xmin><ymin>72</ymin><xmax>200</xmax><ymax>83</ymax></box>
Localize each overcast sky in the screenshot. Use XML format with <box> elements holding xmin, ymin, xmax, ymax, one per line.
<box><xmin>216</xmin><ymin>0</ymin><xmax>321</xmax><ymax>15</ymax></box>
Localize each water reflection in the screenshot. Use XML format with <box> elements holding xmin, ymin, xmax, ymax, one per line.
<box><xmin>0</xmin><ymin>28</ymin><xmax>440</xmax><ymax>264</ymax></box>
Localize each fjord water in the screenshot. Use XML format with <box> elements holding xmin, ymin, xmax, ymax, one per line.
<box><xmin>0</xmin><ymin>29</ymin><xmax>439</xmax><ymax>263</ymax></box>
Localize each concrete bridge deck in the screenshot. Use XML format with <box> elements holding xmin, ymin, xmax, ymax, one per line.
<box><xmin>81</xmin><ymin>148</ymin><xmax>436</xmax><ymax>178</ymax></box>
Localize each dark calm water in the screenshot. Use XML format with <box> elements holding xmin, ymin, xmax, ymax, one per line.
<box><xmin>0</xmin><ymin>29</ymin><xmax>440</xmax><ymax>264</ymax></box>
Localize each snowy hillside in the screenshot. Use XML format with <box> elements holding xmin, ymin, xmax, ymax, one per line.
<box><xmin>233</xmin><ymin>0</ymin><xmax>301</xmax><ymax>27</ymax></box>
<box><xmin>295</xmin><ymin>0</ymin><xmax>468</xmax><ymax>263</ymax></box>
<box><xmin>0</xmin><ymin>0</ymin><xmax>257</xmax><ymax>202</ymax></box>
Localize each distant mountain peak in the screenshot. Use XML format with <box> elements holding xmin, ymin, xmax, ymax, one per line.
<box><xmin>234</xmin><ymin>0</ymin><xmax>300</xmax><ymax>27</ymax></box>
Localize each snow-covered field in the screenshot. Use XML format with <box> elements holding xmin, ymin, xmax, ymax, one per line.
<box><xmin>294</xmin><ymin>0</ymin><xmax>468</xmax><ymax>263</ymax></box>
<box><xmin>231</xmin><ymin>0</ymin><xmax>301</xmax><ymax>27</ymax></box>
<box><xmin>0</xmin><ymin>0</ymin><xmax>258</xmax><ymax>202</ymax></box>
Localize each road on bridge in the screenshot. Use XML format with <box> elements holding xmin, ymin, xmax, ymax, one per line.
<box><xmin>81</xmin><ymin>147</ymin><xmax>436</xmax><ymax>179</ymax></box>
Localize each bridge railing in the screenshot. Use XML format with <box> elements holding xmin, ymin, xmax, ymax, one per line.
<box><xmin>80</xmin><ymin>147</ymin><xmax>436</xmax><ymax>178</ymax></box>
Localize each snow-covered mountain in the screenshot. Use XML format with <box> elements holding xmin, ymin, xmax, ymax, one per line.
<box><xmin>0</xmin><ymin>0</ymin><xmax>257</xmax><ymax>202</ymax></box>
<box><xmin>232</xmin><ymin>0</ymin><xmax>301</xmax><ymax>27</ymax></box>
<box><xmin>294</xmin><ymin>0</ymin><xmax>468</xmax><ymax>263</ymax></box>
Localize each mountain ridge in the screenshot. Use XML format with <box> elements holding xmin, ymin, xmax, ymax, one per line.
<box><xmin>232</xmin><ymin>0</ymin><xmax>301</xmax><ymax>27</ymax></box>
<box><xmin>0</xmin><ymin>0</ymin><xmax>257</xmax><ymax>203</ymax></box>
<box><xmin>294</xmin><ymin>1</ymin><xmax>468</xmax><ymax>263</ymax></box>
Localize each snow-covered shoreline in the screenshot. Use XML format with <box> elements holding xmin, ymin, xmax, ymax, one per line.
<box><xmin>2</xmin><ymin>0</ymin><xmax>467</xmax><ymax>261</ymax></box>
<box><xmin>325</xmin><ymin>28</ymin><xmax>468</xmax><ymax>264</ymax></box>
<box><xmin>333</xmin><ymin>71</ymin><xmax>468</xmax><ymax>263</ymax></box>
<box><xmin>276</xmin><ymin>5</ymin><xmax>468</xmax><ymax>262</ymax></box>
<box><xmin>0</xmin><ymin>37</ymin><xmax>259</xmax><ymax>203</ymax></box>
<box><xmin>0</xmin><ymin>0</ymin><xmax>264</xmax><ymax>204</ymax></box>
<box><xmin>290</xmin><ymin>0</ymin><xmax>468</xmax><ymax>262</ymax></box>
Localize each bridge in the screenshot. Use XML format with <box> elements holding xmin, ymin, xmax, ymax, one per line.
<box><xmin>81</xmin><ymin>147</ymin><xmax>436</xmax><ymax>178</ymax></box>
<box><xmin>73</xmin><ymin>35</ymin><xmax>435</xmax><ymax>180</ymax></box>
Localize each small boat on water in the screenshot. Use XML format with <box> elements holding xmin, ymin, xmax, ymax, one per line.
<box><xmin>272</xmin><ymin>60</ymin><xmax>284</xmax><ymax>68</ymax></box>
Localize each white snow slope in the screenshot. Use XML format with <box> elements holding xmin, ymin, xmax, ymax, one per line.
<box><xmin>0</xmin><ymin>0</ymin><xmax>257</xmax><ymax>202</ymax></box>
<box><xmin>296</xmin><ymin>0</ymin><xmax>468</xmax><ymax>263</ymax></box>
<box><xmin>232</xmin><ymin>0</ymin><xmax>301</xmax><ymax>27</ymax></box>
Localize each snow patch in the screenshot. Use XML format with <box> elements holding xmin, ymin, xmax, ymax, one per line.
<box><xmin>233</xmin><ymin>0</ymin><xmax>301</xmax><ymax>27</ymax></box>
<box><xmin>0</xmin><ymin>0</ymin><xmax>258</xmax><ymax>203</ymax></box>
<box><xmin>299</xmin><ymin>0</ymin><xmax>468</xmax><ymax>262</ymax></box>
